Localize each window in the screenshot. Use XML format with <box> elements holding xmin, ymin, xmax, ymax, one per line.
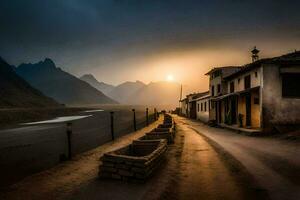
<box><xmin>211</xmin><ymin>85</ymin><xmax>215</xmax><ymax>96</ymax></box>
<box><xmin>217</xmin><ymin>84</ymin><xmax>221</xmax><ymax>94</ymax></box>
<box><xmin>208</xmin><ymin>101</ymin><xmax>210</xmax><ymax>110</ymax></box>
<box><xmin>255</xmin><ymin>71</ymin><xmax>258</xmax><ymax>78</ymax></box>
<box><xmin>201</xmin><ymin>103</ymin><xmax>203</xmax><ymax>111</ymax></box>
<box><xmin>244</xmin><ymin>75</ymin><xmax>251</xmax><ymax>89</ymax></box>
<box><xmin>230</xmin><ymin>81</ymin><xmax>234</xmax><ymax>93</ymax></box>
<box><xmin>197</xmin><ymin>103</ymin><xmax>199</xmax><ymax>112</ymax></box>
<box><xmin>238</xmin><ymin>78</ymin><xmax>240</xmax><ymax>84</ymax></box>
<box><xmin>213</xmin><ymin>70</ymin><xmax>221</xmax><ymax>78</ymax></box>
<box><xmin>204</xmin><ymin>102</ymin><xmax>207</xmax><ymax>112</ymax></box>
<box><xmin>282</xmin><ymin>73</ymin><xmax>300</xmax><ymax>98</ymax></box>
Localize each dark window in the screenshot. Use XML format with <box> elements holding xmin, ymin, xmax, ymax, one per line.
<box><xmin>238</xmin><ymin>78</ymin><xmax>240</xmax><ymax>83</ymax></box>
<box><xmin>230</xmin><ymin>81</ymin><xmax>234</xmax><ymax>93</ymax></box>
<box><xmin>213</xmin><ymin>70</ymin><xmax>221</xmax><ymax>78</ymax></box>
<box><xmin>255</xmin><ymin>71</ymin><xmax>258</xmax><ymax>78</ymax></box>
<box><xmin>208</xmin><ymin>101</ymin><xmax>210</xmax><ymax>110</ymax></box>
<box><xmin>197</xmin><ymin>103</ymin><xmax>199</xmax><ymax>112</ymax></box>
<box><xmin>204</xmin><ymin>102</ymin><xmax>207</xmax><ymax>112</ymax></box>
<box><xmin>254</xmin><ymin>97</ymin><xmax>259</xmax><ymax>104</ymax></box>
<box><xmin>211</xmin><ymin>85</ymin><xmax>215</xmax><ymax>96</ymax></box>
<box><xmin>244</xmin><ymin>75</ymin><xmax>251</xmax><ymax>89</ymax></box>
<box><xmin>201</xmin><ymin>103</ymin><xmax>203</xmax><ymax>111</ymax></box>
<box><xmin>282</xmin><ymin>73</ymin><xmax>300</xmax><ymax>98</ymax></box>
<box><xmin>217</xmin><ymin>84</ymin><xmax>221</xmax><ymax>94</ymax></box>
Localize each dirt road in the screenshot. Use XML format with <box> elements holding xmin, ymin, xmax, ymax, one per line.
<box><xmin>1</xmin><ymin>116</ymin><xmax>267</xmax><ymax>200</ymax></box>
<box><xmin>177</xmin><ymin>116</ymin><xmax>300</xmax><ymax>200</ymax></box>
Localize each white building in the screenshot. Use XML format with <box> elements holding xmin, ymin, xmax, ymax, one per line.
<box><xmin>196</xmin><ymin>93</ymin><xmax>210</xmax><ymax>122</ymax></box>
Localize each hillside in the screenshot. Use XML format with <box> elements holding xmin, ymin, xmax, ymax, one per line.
<box><xmin>16</xmin><ymin>58</ymin><xmax>117</xmax><ymax>105</ymax></box>
<box><xmin>80</xmin><ymin>74</ymin><xmax>115</xmax><ymax>96</ymax></box>
<box><xmin>0</xmin><ymin>57</ymin><xmax>60</xmax><ymax>108</ymax></box>
<box><xmin>108</xmin><ymin>81</ymin><xmax>145</xmax><ymax>104</ymax></box>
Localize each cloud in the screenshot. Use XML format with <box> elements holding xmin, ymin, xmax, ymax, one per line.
<box><xmin>0</xmin><ymin>0</ymin><xmax>299</xmax><ymax>84</ymax></box>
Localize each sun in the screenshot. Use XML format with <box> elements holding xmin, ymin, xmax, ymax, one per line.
<box><xmin>166</xmin><ymin>74</ymin><xmax>174</xmax><ymax>82</ymax></box>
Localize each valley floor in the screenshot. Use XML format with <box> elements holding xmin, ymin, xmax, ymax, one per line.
<box><xmin>0</xmin><ymin>115</ymin><xmax>270</xmax><ymax>200</ymax></box>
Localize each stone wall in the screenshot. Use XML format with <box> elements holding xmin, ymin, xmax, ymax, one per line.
<box><xmin>99</xmin><ymin>114</ymin><xmax>176</xmax><ymax>181</ymax></box>
<box><xmin>99</xmin><ymin>139</ymin><xmax>167</xmax><ymax>181</ymax></box>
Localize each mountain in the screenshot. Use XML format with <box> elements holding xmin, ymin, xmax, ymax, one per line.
<box><xmin>127</xmin><ymin>81</ymin><xmax>180</xmax><ymax>107</ymax></box>
<box><xmin>0</xmin><ymin>57</ymin><xmax>60</xmax><ymax>108</ymax></box>
<box><xmin>108</xmin><ymin>81</ymin><xmax>146</xmax><ymax>104</ymax></box>
<box><xmin>80</xmin><ymin>74</ymin><xmax>115</xmax><ymax>96</ymax></box>
<box><xmin>16</xmin><ymin>58</ymin><xmax>117</xmax><ymax>105</ymax></box>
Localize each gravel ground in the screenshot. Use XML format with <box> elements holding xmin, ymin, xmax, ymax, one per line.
<box><xmin>0</xmin><ymin>115</ymin><xmax>266</xmax><ymax>200</ymax></box>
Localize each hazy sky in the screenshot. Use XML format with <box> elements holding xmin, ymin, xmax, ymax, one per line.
<box><xmin>1</xmin><ymin>0</ymin><xmax>300</xmax><ymax>94</ymax></box>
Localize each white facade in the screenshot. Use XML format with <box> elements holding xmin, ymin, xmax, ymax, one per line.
<box><xmin>196</xmin><ymin>95</ymin><xmax>210</xmax><ymax>122</ymax></box>
<box><xmin>180</xmin><ymin>98</ymin><xmax>188</xmax><ymax>116</ymax></box>
<box><xmin>227</xmin><ymin>67</ymin><xmax>262</xmax><ymax>93</ymax></box>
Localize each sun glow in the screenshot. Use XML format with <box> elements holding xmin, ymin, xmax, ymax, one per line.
<box><xmin>166</xmin><ymin>74</ymin><xmax>174</xmax><ymax>82</ymax></box>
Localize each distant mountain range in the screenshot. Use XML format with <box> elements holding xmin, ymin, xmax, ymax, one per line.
<box><xmin>80</xmin><ymin>74</ymin><xmax>114</xmax><ymax>96</ymax></box>
<box><xmin>108</xmin><ymin>81</ymin><xmax>146</xmax><ymax>104</ymax></box>
<box><xmin>0</xmin><ymin>57</ymin><xmax>60</xmax><ymax>108</ymax></box>
<box><xmin>16</xmin><ymin>59</ymin><xmax>117</xmax><ymax>105</ymax></box>
<box><xmin>127</xmin><ymin>81</ymin><xmax>180</xmax><ymax>106</ymax></box>
<box><xmin>80</xmin><ymin>74</ymin><xmax>180</xmax><ymax>107</ymax></box>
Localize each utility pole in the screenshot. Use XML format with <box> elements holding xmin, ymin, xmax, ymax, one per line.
<box><xmin>132</xmin><ymin>109</ymin><xmax>137</xmax><ymax>131</ymax></box>
<box><xmin>110</xmin><ymin>111</ymin><xmax>114</xmax><ymax>140</ymax></box>
<box><xmin>146</xmin><ymin>108</ymin><xmax>149</xmax><ymax>126</ymax></box>
<box><xmin>66</xmin><ymin>122</ymin><xmax>72</xmax><ymax>160</ymax></box>
<box><xmin>179</xmin><ymin>84</ymin><xmax>183</xmax><ymax>114</ymax></box>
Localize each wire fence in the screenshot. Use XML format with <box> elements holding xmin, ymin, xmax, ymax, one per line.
<box><xmin>0</xmin><ymin>107</ymin><xmax>158</xmax><ymax>186</ymax></box>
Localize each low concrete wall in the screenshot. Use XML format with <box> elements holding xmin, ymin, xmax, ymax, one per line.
<box><xmin>99</xmin><ymin>139</ymin><xmax>167</xmax><ymax>181</ymax></box>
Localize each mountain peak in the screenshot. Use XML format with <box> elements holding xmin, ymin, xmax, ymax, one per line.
<box><xmin>41</xmin><ymin>58</ymin><xmax>56</xmax><ymax>68</ymax></box>
<box><xmin>81</xmin><ymin>74</ymin><xmax>97</xmax><ymax>81</ymax></box>
<box><xmin>0</xmin><ymin>56</ymin><xmax>7</xmax><ymax>65</ymax></box>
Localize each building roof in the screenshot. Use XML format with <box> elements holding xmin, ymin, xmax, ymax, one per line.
<box><xmin>205</xmin><ymin>66</ymin><xmax>242</xmax><ymax>76</ymax></box>
<box><xmin>225</xmin><ymin>51</ymin><xmax>300</xmax><ymax>80</ymax></box>
<box><xmin>195</xmin><ymin>94</ymin><xmax>210</xmax><ymax>101</ymax></box>
<box><xmin>179</xmin><ymin>97</ymin><xmax>187</xmax><ymax>102</ymax></box>
<box><xmin>189</xmin><ymin>91</ymin><xmax>209</xmax><ymax>102</ymax></box>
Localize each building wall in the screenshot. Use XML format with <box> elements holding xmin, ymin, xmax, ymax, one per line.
<box><xmin>209</xmin><ymin>100</ymin><xmax>216</xmax><ymax>121</ymax></box>
<box><xmin>236</xmin><ymin>90</ymin><xmax>260</xmax><ymax>128</ymax></box>
<box><xmin>262</xmin><ymin>64</ymin><xmax>300</xmax><ymax>132</ymax></box>
<box><xmin>251</xmin><ymin>91</ymin><xmax>261</xmax><ymax>128</ymax></box>
<box><xmin>209</xmin><ymin>76</ymin><xmax>222</xmax><ymax>96</ymax></box>
<box><xmin>228</xmin><ymin>67</ymin><xmax>261</xmax><ymax>93</ymax></box>
<box><xmin>196</xmin><ymin>98</ymin><xmax>209</xmax><ymax>122</ymax></box>
<box><xmin>180</xmin><ymin>101</ymin><xmax>188</xmax><ymax>116</ymax></box>
<box><xmin>237</xmin><ymin>95</ymin><xmax>246</xmax><ymax>126</ymax></box>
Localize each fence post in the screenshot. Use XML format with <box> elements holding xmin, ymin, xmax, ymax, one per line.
<box><xmin>146</xmin><ymin>108</ymin><xmax>149</xmax><ymax>126</ymax></box>
<box><xmin>110</xmin><ymin>111</ymin><xmax>115</xmax><ymax>141</ymax></box>
<box><xmin>132</xmin><ymin>109</ymin><xmax>137</xmax><ymax>131</ymax></box>
<box><xmin>66</xmin><ymin>122</ymin><xmax>72</xmax><ymax>160</ymax></box>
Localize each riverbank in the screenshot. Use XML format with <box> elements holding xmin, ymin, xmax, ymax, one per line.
<box><xmin>0</xmin><ymin>107</ymin><xmax>88</xmax><ymax>130</ymax></box>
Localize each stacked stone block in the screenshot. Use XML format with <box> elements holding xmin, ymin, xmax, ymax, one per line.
<box><xmin>99</xmin><ymin>114</ymin><xmax>176</xmax><ymax>181</ymax></box>
<box><xmin>99</xmin><ymin>139</ymin><xmax>167</xmax><ymax>181</ymax></box>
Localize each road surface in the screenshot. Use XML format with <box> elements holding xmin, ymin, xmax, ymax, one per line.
<box><xmin>176</xmin><ymin>116</ymin><xmax>300</xmax><ymax>200</ymax></box>
<box><xmin>1</xmin><ymin>115</ymin><xmax>266</xmax><ymax>200</ymax></box>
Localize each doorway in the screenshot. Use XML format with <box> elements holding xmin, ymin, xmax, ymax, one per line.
<box><xmin>230</xmin><ymin>96</ymin><xmax>237</xmax><ymax>124</ymax></box>
<box><xmin>245</xmin><ymin>94</ymin><xmax>251</xmax><ymax>127</ymax></box>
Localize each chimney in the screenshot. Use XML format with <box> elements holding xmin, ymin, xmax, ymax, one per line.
<box><xmin>251</xmin><ymin>46</ymin><xmax>260</xmax><ymax>62</ymax></box>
